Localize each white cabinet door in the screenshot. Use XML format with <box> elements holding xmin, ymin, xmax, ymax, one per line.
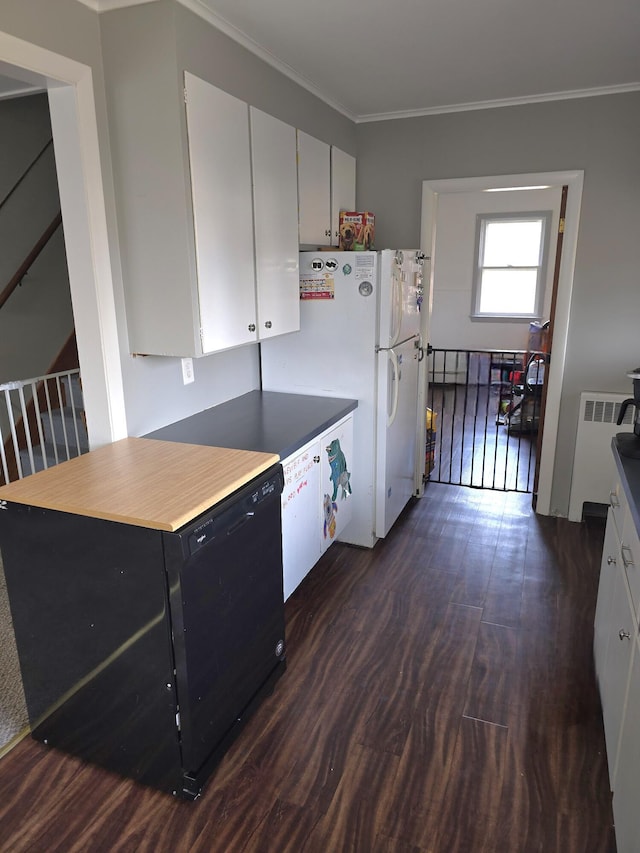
<box><xmin>601</xmin><ymin>561</ymin><xmax>635</xmax><ymax>786</ymax></box>
<box><xmin>621</xmin><ymin>506</ymin><xmax>640</xmax><ymax>622</ymax></box>
<box><xmin>280</xmin><ymin>414</ymin><xmax>354</xmax><ymax>599</ymax></box>
<box><xmin>594</xmin><ymin>511</ymin><xmax>621</xmax><ymax>688</ymax></box>
<box><xmin>280</xmin><ymin>439</ymin><xmax>322</xmax><ymax>600</ymax></box>
<box><xmin>320</xmin><ymin>416</ymin><xmax>354</xmax><ymax>553</ymax></box>
<box><xmin>297</xmin><ymin>130</ymin><xmax>331</xmax><ymax>246</ymax></box>
<box><xmin>250</xmin><ymin>108</ymin><xmax>300</xmax><ymax>340</ymax></box>
<box><xmin>330</xmin><ymin>146</ymin><xmax>356</xmax><ymax>246</ymax></box>
<box><xmin>184</xmin><ymin>73</ymin><xmax>257</xmax><ymax>353</ymax></box>
<box><xmin>612</xmin><ymin>635</ymin><xmax>640</xmax><ymax>852</ymax></box>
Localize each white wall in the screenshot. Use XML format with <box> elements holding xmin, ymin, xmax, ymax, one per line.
<box><xmin>431</xmin><ymin>186</ymin><xmax>561</xmax><ymax>351</ymax></box>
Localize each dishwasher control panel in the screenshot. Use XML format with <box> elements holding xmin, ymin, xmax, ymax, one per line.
<box><xmin>250</xmin><ymin>475</ymin><xmax>280</xmax><ymax>506</ymax></box>
<box><xmin>187</xmin><ymin>517</ymin><xmax>216</xmax><ymax>555</ymax></box>
<box><xmin>184</xmin><ymin>464</ymin><xmax>283</xmax><ymax>557</ymax></box>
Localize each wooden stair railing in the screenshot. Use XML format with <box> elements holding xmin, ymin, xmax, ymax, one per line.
<box><xmin>0</xmin><ymin>210</ymin><xmax>63</xmax><ymax>312</ymax></box>
<box><xmin>0</xmin><ymin>138</ymin><xmax>54</xmax><ymax>214</ymax></box>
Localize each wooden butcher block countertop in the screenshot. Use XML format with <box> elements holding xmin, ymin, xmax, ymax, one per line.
<box><xmin>0</xmin><ymin>437</ymin><xmax>280</xmax><ymax>531</ymax></box>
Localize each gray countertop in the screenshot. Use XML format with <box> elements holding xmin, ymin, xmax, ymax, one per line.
<box><xmin>144</xmin><ymin>391</ymin><xmax>358</xmax><ymax>460</ymax></box>
<box><xmin>612</xmin><ymin>437</ymin><xmax>640</xmax><ymax>534</ymax></box>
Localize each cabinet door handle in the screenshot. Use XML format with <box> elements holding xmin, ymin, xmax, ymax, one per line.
<box><xmin>621</xmin><ymin>545</ymin><xmax>634</xmax><ymax>569</ymax></box>
<box><xmin>325</xmin><ymin>229</ymin><xmax>331</xmax><ymax>238</ymax></box>
<box><xmin>607</xmin><ymin>555</ymin><xmax>617</xmax><ymax>565</ymax></box>
<box><xmin>609</xmin><ymin>491</ymin><xmax>620</xmax><ymax>508</ymax></box>
<box><xmin>264</xmin><ymin>321</ymin><xmax>272</xmax><ymax>329</ymax></box>
<box><xmin>248</xmin><ymin>323</ymin><xmax>256</xmax><ymax>332</ymax></box>
<box><xmin>619</xmin><ymin>628</ymin><xmax>631</xmax><ymax>641</ymax></box>
<box><xmin>313</xmin><ymin>455</ymin><xmax>320</xmax><ymax>463</ymax></box>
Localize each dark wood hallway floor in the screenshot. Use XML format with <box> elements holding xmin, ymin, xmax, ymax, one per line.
<box><xmin>0</xmin><ymin>484</ymin><xmax>615</xmax><ymax>852</ymax></box>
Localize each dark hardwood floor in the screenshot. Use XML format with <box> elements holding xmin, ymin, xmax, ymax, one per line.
<box><xmin>428</xmin><ymin>384</ymin><xmax>538</xmax><ymax>493</ymax></box>
<box><xmin>0</xmin><ymin>484</ymin><xmax>615</xmax><ymax>852</ymax></box>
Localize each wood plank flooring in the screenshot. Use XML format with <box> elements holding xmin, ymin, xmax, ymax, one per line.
<box><xmin>428</xmin><ymin>384</ymin><xmax>537</xmax><ymax>492</ymax></box>
<box><xmin>0</xmin><ymin>484</ymin><xmax>615</xmax><ymax>852</ymax></box>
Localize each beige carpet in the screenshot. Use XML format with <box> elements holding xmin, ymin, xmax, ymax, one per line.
<box><xmin>0</xmin><ymin>549</ymin><xmax>29</xmax><ymax>753</ymax></box>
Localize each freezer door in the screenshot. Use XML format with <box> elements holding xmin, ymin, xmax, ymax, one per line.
<box><xmin>378</xmin><ymin>250</ymin><xmax>422</xmax><ymax>348</ymax></box>
<box><xmin>375</xmin><ymin>336</ymin><xmax>421</xmax><ymax>537</ymax></box>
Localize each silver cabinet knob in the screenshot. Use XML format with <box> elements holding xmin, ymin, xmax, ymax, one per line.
<box><xmin>619</xmin><ymin>628</ymin><xmax>631</xmax><ymax>641</ymax></box>
<box><xmin>313</xmin><ymin>455</ymin><xmax>320</xmax><ymax>463</ymax></box>
<box><xmin>264</xmin><ymin>321</ymin><xmax>272</xmax><ymax>329</ymax></box>
<box><xmin>607</xmin><ymin>556</ymin><xmax>616</xmax><ymax>565</ymax></box>
<box><xmin>248</xmin><ymin>323</ymin><xmax>256</xmax><ymax>332</ymax></box>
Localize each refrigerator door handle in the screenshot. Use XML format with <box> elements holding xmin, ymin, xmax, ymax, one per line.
<box><xmin>390</xmin><ymin>269</ymin><xmax>403</xmax><ymax>346</ymax></box>
<box><xmin>388</xmin><ymin>348</ymin><xmax>400</xmax><ymax>427</ymax></box>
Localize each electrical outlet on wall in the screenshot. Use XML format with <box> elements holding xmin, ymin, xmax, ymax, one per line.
<box><xmin>181</xmin><ymin>357</ymin><xmax>194</xmax><ymax>385</ymax></box>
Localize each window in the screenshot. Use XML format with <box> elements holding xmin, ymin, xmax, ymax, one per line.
<box><xmin>471</xmin><ymin>212</ymin><xmax>552</xmax><ymax>320</ymax></box>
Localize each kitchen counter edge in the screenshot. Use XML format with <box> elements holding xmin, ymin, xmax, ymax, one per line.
<box><xmin>612</xmin><ymin>437</ymin><xmax>640</xmax><ymax>535</ymax></box>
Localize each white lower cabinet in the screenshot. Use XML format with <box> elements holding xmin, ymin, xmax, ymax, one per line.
<box><xmin>319</xmin><ymin>416</ymin><xmax>354</xmax><ymax>554</ymax></box>
<box><xmin>594</xmin><ymin>511</ymin><xmax>620</xmax><ymax>688</ymax></box>
<box><xmin>595</xmin><ymin>463</ymin><xmax>640</xmax><ymax>852</ymax></box>
<box><xmin>612</xmin><ymin>636</ymin><xmax>640</xmax><ymax>853</ymax></box>
<box><xmin>280</xmin><ymin>415</ymin><xmax>353</xmax><ymax>600</ymax></box>
<box><xmin>599</xmin><ymin>556</ymin><xmax>635</xmax><ymax>785</ymax></box>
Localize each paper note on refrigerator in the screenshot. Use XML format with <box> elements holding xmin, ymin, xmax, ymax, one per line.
<box><xmin>300</xmin><ymin>274</ymin><xmax>335</xmax><ymax>300</ymax></box>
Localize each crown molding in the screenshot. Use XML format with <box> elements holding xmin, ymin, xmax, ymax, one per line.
<box><xmin>75</xmin><ymin>0</ymin><xmax>357</xmax><ymax>120</ymax></box>
<box><xmin>178</xmin><ymin>0</ymin><xmax>356</xmax><ymax>120</ymax></box>
<box><xmin>356</xmin><ymin>81</ymin><xmax>640</xmax><ymax>123</ymax></box>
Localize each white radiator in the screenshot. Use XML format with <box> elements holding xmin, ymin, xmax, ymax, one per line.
<box><xmin>568</xmin><ymin>391</ymin><xmax>633</xmax><ymax>521</ymax></box>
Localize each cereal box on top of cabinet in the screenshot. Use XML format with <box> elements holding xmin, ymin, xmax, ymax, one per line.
<box><xmin>338</xmin><ymin>211</ymin><xmax>375</xmax><ymax>251</ymax></box>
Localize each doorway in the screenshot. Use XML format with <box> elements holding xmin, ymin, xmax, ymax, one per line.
<box><xmin>421</xmin><ymin>171</ymin><xmax>584</xmax><ymax>516</ymax></box>
<box><xmin>0</xmin><ymin>31</ymin><xmax>127</xmax><ymax>450</ymax></box>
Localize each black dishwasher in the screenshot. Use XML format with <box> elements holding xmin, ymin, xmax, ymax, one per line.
<box><xmin>163</xmin><ymin>463</ymin><xmax>286</xmax><ymax>794</ymax></box>
<box><xmin>0</xmin><ymin>463</ymin><xmax>285</xmax><ymax>800</ymax></box>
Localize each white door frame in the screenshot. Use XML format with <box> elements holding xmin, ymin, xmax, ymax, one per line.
<box><xmin>0</xmin><ymin>31</ymin><xmax>127</xmax><ymax>448</ymax></box>
<box><xmin>421</xmin><ymin>170</ymin><xmax>585</xmax><ymax>516</ymax></box>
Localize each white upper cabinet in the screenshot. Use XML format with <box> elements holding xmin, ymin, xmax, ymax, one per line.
<box><xmin>250</xmin><ymin>107</ymin><xmax>300</xmax><ymax>340</ymax></box>
<box><xmin>184</xmin><ymin>72</ymin><xmax>257</xmax><ymax>353</ymax></box>
<box><xmin>297</xmin><ymin>130</ymin><xmax>331</xmax><ymax>246</ymax></box>
<box><xmin>297</xmin><ymin>130</ymin><xmax>356</xmax><ymax>247</ymax></box>
<box><xmin>330</xmin><ymin>147</ymin><xmax>356</xmax><ymax>246</ymax></box>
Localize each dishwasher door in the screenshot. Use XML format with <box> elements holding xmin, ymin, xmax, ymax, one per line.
<box><xmin>162</xmin><ymin>463</ymin><xmax>285</xmax><ymax>787</ymax></box>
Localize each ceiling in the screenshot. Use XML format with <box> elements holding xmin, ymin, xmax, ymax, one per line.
<box><xmin>12</xmin><ymin>0</ymin><xmax>640</xmax><ymax>120</ymax></box>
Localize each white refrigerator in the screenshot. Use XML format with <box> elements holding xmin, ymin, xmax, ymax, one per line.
<box><xmin>260</xmin><ymin>249</ymin><xmax>428</xmax><ymax>548</ymax></box>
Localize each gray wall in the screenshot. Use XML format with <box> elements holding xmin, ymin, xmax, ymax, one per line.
<box><xmin>356</xmin><ymin>93</ymin><xmax>640</xmax><ymax>514</ymax></box>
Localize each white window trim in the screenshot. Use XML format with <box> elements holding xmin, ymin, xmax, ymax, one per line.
<box><xmin>471</xmin><ymin>210</ymin><xmax>552</xmax><ymax>321</ymax></box>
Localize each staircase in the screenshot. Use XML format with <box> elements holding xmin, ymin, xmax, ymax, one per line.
<box><xmin>1</xmin><ymin>115</ymin><xmax>82</xmax><ymax>485</ymax></box>
<box><xmin>1</xmin><ymin>367</ymin><xmax>87</xmax><ymax>485</ymax></box>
